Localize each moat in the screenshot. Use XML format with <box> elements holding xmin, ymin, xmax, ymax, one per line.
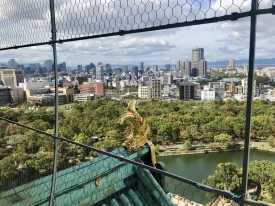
<box><xmin>157</xmin><ymin>150</ymin><xmax>275</xmax><ymax>204</ymax></box>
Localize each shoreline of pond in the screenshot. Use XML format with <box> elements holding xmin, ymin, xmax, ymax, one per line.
<box><xmin>157</xmin><ymin>147</ymin><xmax>275</xmax><ymax>157</ymax></box>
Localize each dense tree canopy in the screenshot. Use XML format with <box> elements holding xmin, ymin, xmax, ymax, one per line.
<box><xmin>203</xmin><ymin>160</ymin><xmax>275</xmax><ymax>202</ymax></box>
<box><xmin>1</xmin><ymin>99</ymin><xmax>275</xmax><ymax>192</ymax></box>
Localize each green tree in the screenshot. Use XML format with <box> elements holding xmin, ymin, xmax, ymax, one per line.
<box><xmin>202</xmin><ymin>162</ymin><xmax>242</xmax><ymax>198</ymax></box>
<box><xmin>248</xmin><ymin>160</ymin><xmax>275</xmax><ymax>200</ymax></box>
<box><xmin>267</xmin><ymin>136</ymin><xmax>275</xmax><ymax>148</ymax></box>
<box><xmin>183</xmin><ymin>141</ymin><xmax>191</xmax><ymax>151</ymax></box>
<box><xmin>214</xmin><ymin>133</ymin><xmax>234</xmax><ymax>148</ymax></box>
<box><xmin>93</xmin><ymin>138</ymin><xmax>121</xmax><ymax>152</ymax></box>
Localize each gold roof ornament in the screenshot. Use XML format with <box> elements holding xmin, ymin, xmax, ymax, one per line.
<box><xmin>121</xmin><ymin>100</ymin><xmax>156</xmax><ymax>167</ymax></box>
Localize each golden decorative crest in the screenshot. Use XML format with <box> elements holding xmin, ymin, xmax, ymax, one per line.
<box><xmin>121</xmin><ymin>100</ymin><xmax>151</xmax><ymax>151</ymax></box>
<box><xmin>95</xmin><ymin>177</ymin><xmax>102</xmax><ymax>186</ymax></box>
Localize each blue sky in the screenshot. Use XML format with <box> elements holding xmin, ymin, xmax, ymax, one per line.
<box><xmin>0</xmin><ymin>0</ymin><xmax>274</xmax><ymax>67</ymax></box>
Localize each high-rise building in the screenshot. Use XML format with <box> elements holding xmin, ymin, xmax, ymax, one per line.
<box><xmin>44</xmin><ymin>60</ymin><xmax>53</xmax><ymax>73</ymax></box>
<box><xmin>191</xmin><ymin>48</ymin><xmax>207</xmax><ymax>77</ymax></box>
<box><xmin>165</xmin><ymin>64</ymin><xmax>171</xmax><ymax>71</ymax></box>
<box><xmin>151</xmin><ymin>79</ymin><xmax>161</xmax><ymax>99</ymax></box>
<box><xmin>163</xmin><ymin>75</ymin><xmax>173</xmax><ymax>85</ymax></box>
<box><xmin>244</xmin><ymin>64</ymin><xmax>249</xmax><ymax>74</ymax></box>
<box><xmin>241</xmin><ymin>78</ymin><xmax>256</xmax><ymax>95</ymax></box>
<box><xmin>199</xmin><ymin>60</ymin><xmax>207</xmax><ymax>76</ymax></box>
<box><xmin>180</xmin><ymin>61</ymin><xmax>191</xmax><ymax>76</ymax></box>
<box><xmin>179</xmin><ymin>82</ymin><xmax>195</xmax><ymax>100</ymax></box>
<box><xmin>0</xmin><ymin>69</ymin><xmax>24</xmax><ymax>86</ymax></box>
<box><xmin>229</xmin><ymin>59</ymin><xmax>236</xmax><ymax>70</ymax></box>
<box><xmin>77</xmin><ymin>65</ymin><xmax>83</xmax><ymax>72</ymax></box>
<box><xmin>192</xmin><ymin>48</ymin><xmax>204</xmax><ymax>62</ymax></box>
<box><xmin>106</xmin><ymin>63</ymin><xmax>112</xmax><ymax>74</ymax></box>
<box><xmin>140</xmin><ymin>62</ymin><xmax>144</xmax><ymax>71</ymax></box>
<box><xmin>8</xmin><ymin>59</ymin><xmax>18</xmax><ymax>69</ymax></box>
<box><xmin>58</xmin><ymin>62</ymin><xmax>66</xmax><ymax>72</ymax></box>
<box><xmin>84</xmin><ymin>65</ymin><xmax>91</xmax><ymax>73</ymax></box>
<box><xmin>96</xmin><ymin>65</ymin><xmax>104</xmax><ymax>82</ymax></box>
<box><xmin>152</xmin><ymin>65</ymin><xmax>158</xmax><ymax>74</ymax></box>
<box><xmin>90</xmin><ymin>62</ymin><xmax>95</xmax><ymax>69</ymax></box>
<box><xmin>122</xmin><ymin>65</ymin><xmax>128</xmax><ymax>73</ymax></box>
<box><xmin>229</xmin><ymin>82</ymin><xmax>235</xmax><ymax>97</ymax></box>
<box><xmin>131</xmin><ymin>66</ymin><xmax>138</xmax><ymax>78</ymax></box>
<box><xmin>176</xmin><ymin>60</ymin><xmax>180</xmax><ymax>71</ymax></box>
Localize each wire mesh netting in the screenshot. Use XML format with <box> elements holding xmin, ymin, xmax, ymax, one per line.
<box><xmin>0</xmin><ymin>0</ymin><xmax>52</xmax><ymax>49</ymax></box>
<box><xmin>0</xmin><ymin>127</ymin><xmax>54</xmax><ymax>205</ymax></box>
<box><xmin>54</xmin><ymin>0</ymin><xmax>251</xmax><ymax>40</ymax></box>
<box><xmin>1</xmin><ymin>0</ymin><xmax>275</xmax><ymax>50</ymax></box>
<box><xmin>1</xmin><ymin>0</ymin><xmax>268</xmax><ymax>50</ymax></box>
<box><xmin>52</xmin><ymin>140</ymin><xmax>223</xmax><ymax>206</ymax></box>
<box><xmin>258</xmin><ymin>0</ymin><xmax>275</xmax><ymax>8</ymax></box>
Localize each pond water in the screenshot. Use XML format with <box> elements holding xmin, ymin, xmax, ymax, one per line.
<box><xmin>157</xmin><ymin>150</ymin><xmax>275</xmax><ymax>204</ymax></box>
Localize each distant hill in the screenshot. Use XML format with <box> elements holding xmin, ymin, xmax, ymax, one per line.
<box><xmin>208</xmin><ymin>58</ymin><xmax>275</xmax><ymax>67</ymax></box>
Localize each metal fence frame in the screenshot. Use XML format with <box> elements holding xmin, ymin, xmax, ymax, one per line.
<box><xmin>1</xmin><ymin>0</ymin><xmax>275</xmax><ymax>205</ymax></box>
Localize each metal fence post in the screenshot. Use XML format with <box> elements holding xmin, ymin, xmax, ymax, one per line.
<box><xmin>241</xmin><ymin>0</ymin><xmax>258</xmax><ymax>203</ymax></box>
<box><xmin>49</xmin><ymin>0</ymin><xmax>59</xmax><ymax>205</ymax></box>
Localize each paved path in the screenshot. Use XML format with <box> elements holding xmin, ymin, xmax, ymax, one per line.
<box><xmin>160</xmin><ymin>142</ymin><xmax>270</xmax><ymax>150</ymax></box>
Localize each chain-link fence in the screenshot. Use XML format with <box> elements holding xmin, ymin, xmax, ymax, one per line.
<box><xmin>1</xmin><ymin>0</ymin><xmax>275</xmax><ymax>50</ymax></box>
<box><xmin>0</xmin><ymin>117</ymin><xmax>270</xmax><ymax>206</ymax></box>
<box><xmin>1</xmin><ymin>0</ymin><xmax>275</xmax><ymax>205</ymax></box>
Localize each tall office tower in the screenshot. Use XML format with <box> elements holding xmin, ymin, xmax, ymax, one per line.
<box><xmin>58</xmin><ymin>62</ymin><xmax>66</xmax><ymax>72</ymax></box>
<box><xmin>90</xmin><ymin>62</ymin><xmax>95</xmax><ymax>69</ymax></box>
<box><xmin>229</xmin><ymin>59</ymin><xmax>236</xmax><ymax>69</ymax></box>
<box><xmin>84</xmin><ymin>65</ymin><xmax>91</xmax><ymax>73</ymax></box>
<box><xmin>96</xmin><ymin>65</ymin><xmax>104</xmax><ymax>82</ymax></box>
<box><xmin>8</xmin><ymin>59</ymin><xmax>18</xmax><ymax>69</ymax></box>
<box><xmin>98</xmin><ymin>62</ymin><xmax>103</xmax><ymax>65</ymax></box>
<box><xmin>77</xmin><ymin>65</ymin><xmax>83</xmax><ymax>72</ymax></box>
<box><xmin>140</xmin><ymin>62</ymin><xmax>144</xmax><ymax>71</ymax></box>
<box><xmin>241</xmin><ymin>78</ymin><xmax>256</xmax><ymax>95</ymax></box>
<box><xmin>131</xmin><ymin>66</ymin><xmax>139</xmax><ymax>78</ymax></box>
<box><xmin>229</xmin><ymin>82</ymin><xmax>235</xmax><ymax>96</ymax></box>
<box><xmin>192</xmin><ymin>48</ymin><xmax>206</xmax><ymax>77</ymax></box>
<box><xmin>176</xmin><ymin>60</ymin><xmax>180</xmax><ymax>71</ymax></box>
<box><xmin>89</xmin><ymin>68</ymin><xmax>96</xmax><ymax>75</ymax></box>
<box><xmin>106</xmin><ymin>63</ymin><xmax>112</xmax><ymax>70</ymax></box>
<box><xmin>0</xmin><ymin>69</ymin><xmax>24</xmax><ymax>86</ymax></box>
<box><xmin>244</xmin><ymin>64</ymin><xmax>249</xmax><ymax>74</ymax></box>
<box><xmin>180</xmin><ymin>61</ymin><xmax>191</xmax><ymax>76</ymax></box>
<box><xmin>44</xmin><ymin>60</ymin><xmax>53</xmax><ymax>73</ymax></box>
<box><xmin>106</xmin><ymin>63</ymin><xmax>112</xmax><ymax>74</ymax></box>
<box><xmin>122</xmin><ymin>65</ymin><xmax>128</xmax><ymax>73</ymax></box>
<box><xmin>151</xmin><ymin>79</ymin><xmax>161</xmax><ymax>99</ymax></box>
<box><xmin>165</xmin><ymin>64</ymin><xmax>171</xmax><ymax>71</ymax></box>
<box><xmin>163</xmin><ymin>75</ymin><xmax>173</xmax><ymax>85</ymax></box>
<box><xmin>179</xmin><ymin>82</ymin><xmax>195</xmax><ymax>100</ymax></box>
<box><xmin>199</xmin><ymin>60</ymin><xmax>207</xmax><ymax>76</ymax></box>
<box><xmin>152</xmin><ymin>65</ymin><xmax>158</xmax><ymax>74</ymax></box>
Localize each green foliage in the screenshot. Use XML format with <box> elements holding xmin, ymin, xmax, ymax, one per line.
<box><xmin>214</xmin><ymin>133</ymin><xmax>234</xmax><ymax>148</ymax></box>
<box><xmin>93</xmin><ymin>138</ymin><xmax>121</xmax><ymax>152</ymax></box>
<box><xmin>204</xmin><ymin>160</ymin><xmax>275</xmax><ymax>201</ymax></box>
<box><xmin>155</xmin><ymin>144</ymin><xmax>160</xmax><ymax>152</ymax></box>
<box><xmin>1</xmin><ymin>99</ymin><xmax>275</xmax><ymax>191</ymax></box>
<box><xmin>183</xmin><ymin>141</ymin><xmax>191</xmax><ymax>151</ymax></box>
<box><xmin>249</xmin><ymin>160</ymin><xmax>275</xmax><ymax>200</ymax></box>
<box><xmin>202</xmin><ymin>162</ymin><xmax>242</xmax><ymax>198</ymax></box>
<box><xmin>267</xmin><ymin>136</ymin><xmax>275</xmax><ymax>147</ymax></box>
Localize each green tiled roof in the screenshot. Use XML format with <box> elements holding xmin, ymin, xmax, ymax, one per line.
<box><xmin>0</xmin><ymin>147</ymin><xmax>176</xmax><ymax>206</ymax></box>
